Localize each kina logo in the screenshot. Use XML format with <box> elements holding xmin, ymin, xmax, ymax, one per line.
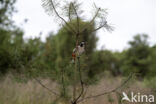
<box><xmin>122</xmin><ymin>92</ymin><xmax>154</xmax><ymax>103</ymax></box>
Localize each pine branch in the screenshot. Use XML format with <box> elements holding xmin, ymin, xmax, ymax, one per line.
<box><xmin>79</xmin><ymin>8</ymin><xmax>101</xmax><ymax>34</ymax></box>
<box><xmin>68</xmin><ymin>3</ymin><xmax>72</xmax><ymax>22</ymax></box>
<box><xmin>72</xmin><ymin>57</ymin><xmax>85</xmax><ymax>104</ymax></box>
<box><xmin>42</xmin><ymin>0</ymin><xmax>76</xmax><ymax>35</ymax></box>
<box><xmin>50</xmin><ymin>0</ymin><xmax>77</xmax><ymax>35</ymax></box>
<box><xmin>91</xmin><ymin>22</ymin><xmax>114</xmax><ymax>33</ymax></box>
<box><xmin>91</xmin><ymin>22</ymin><xmax>107</xmax><ymax>33</ymax></box>
<box><xmin>76</xmin><ymin>57</ymin><xmax>84</xmax><ymax>101</ymax></box>
<box><xmin>71</xmin><ymin>2</ymin><xmax>80</xmax><ymax>46</ymax></box>
<box><xmin>72</xmin><ymin>3</ymin><xmax>79</xmax><ymax>36</ymax></box>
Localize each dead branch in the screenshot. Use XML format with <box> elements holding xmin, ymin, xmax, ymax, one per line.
<box><xmin>77</xmin><ymin>73</ymin><xmax>134</xmax><ymax>103</ymax></box>
<box><xmin>34</xmin><ymin>78</ymin><xmax>60</xmax><ymax>96</ymax></box>
<box><xmin>28</xmin><ymin>65</ymin><xmax>60</xmax><ymax>96</ymax></box>
<box><xmin>82</xmin><ymin>85</ymin><xmax>89</xmax><ymax>99</ymax></box>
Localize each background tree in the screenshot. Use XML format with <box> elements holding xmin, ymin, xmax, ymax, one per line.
<box><xmin>145</xmin><ymin>45</ymin><xmax>156</xmax><ymax>90</ymax></box>
<box><xmin>0</xmin><ymin>0</ymin><xmax>25</xmax><ymax>74</ymax></box>
<box><xmin>121</xmin><ymin>34</ymin><xmax>151</xmax><ymax>78</ymax></box>
<box><xmin>0</xmin><ymin>0</ymin><xmax>16</xmax><ymax>28</ymax></box>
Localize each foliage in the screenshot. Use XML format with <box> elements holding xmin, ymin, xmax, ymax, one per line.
<box><xmin>0</xmin><ymin>0</ymin><xmax>16</xmax><ymax>28</ymax></box>
<box><xmin>144</xmin><ymin>45</ymin><xmax>156</xmax><ymax>90</ymax></box>
<box><xmin>120</xmin><ymin>34</ymin><xmax>151</xmax><ymax>77</ymax></box>
<box><xmin>40</xmin><ymin>20</ymin><xmax>98</xmax><ymax>85</ymax></box>
<box><xmin>0</xmin><ymin>0</ymin><xmax>156</xmax><ymax>97</ymax></box>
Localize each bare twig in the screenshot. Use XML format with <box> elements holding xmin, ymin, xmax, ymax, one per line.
<box><xmin>34</xmin><ymin>78</ymin><xmax>59</xmax><ymax>96</ymax></box>
<box><xmin>77</xmin><ymin>73</ymin><xmax>133</xmax><ymax>103</ymax></box>
<box><xmin>28</xmin><ymin>65</ymin><xmax>60</xmax><ymax>96</ymax></box>
<box><xmin>61</xmin><ymin>68</ymin><xmax>66</xmax><ymax>96</ymax></box>
<box><xmin>82</xmin><ymin>85</ymin><xmax>89</xmax><ymax>99</ymax></box>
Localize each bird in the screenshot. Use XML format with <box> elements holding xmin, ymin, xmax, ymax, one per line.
<box><xmin>71</xmin><ymin>41</ymin><xmax>85</xmax><ymax>63</ymax></box>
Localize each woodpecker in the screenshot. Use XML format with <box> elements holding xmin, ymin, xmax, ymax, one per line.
<box><xmin>71</xmin><ymin>41</ymin><xmax>85</xmax><ymax>63</ymax></box>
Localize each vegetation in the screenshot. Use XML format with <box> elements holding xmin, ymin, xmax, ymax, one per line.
<box><xmin>0</xmin><ymin>0</ymin><xmax>156</xmax><ymax>104</ymax></box>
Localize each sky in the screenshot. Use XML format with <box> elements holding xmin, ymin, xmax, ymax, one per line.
<box><xmin>13</xmin><ymin>0</ymin><xmax>156</xmax><ymax>51</ymax></box>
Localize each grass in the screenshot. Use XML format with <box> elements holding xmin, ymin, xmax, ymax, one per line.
<box><xmin>0</xmin><ymin>74</ymin><xmax>153</xmax><ymax>104</ymax></box>
<box><xmin>0</xmin><ymin>74</ymin><xmax>58</xmax><ymax>104</ymax></box>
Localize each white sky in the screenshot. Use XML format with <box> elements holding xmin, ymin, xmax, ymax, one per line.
<box><xmin>13</xmin><ymin>0</ymin><xmax>156</xmax><ymax>51</ymax></box>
